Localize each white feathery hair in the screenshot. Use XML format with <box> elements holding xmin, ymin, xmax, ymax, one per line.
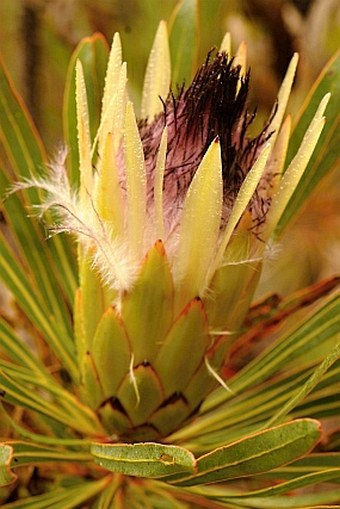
<box><xmin>12</xmin><ymin>149</ymin><xmax>138</xmax><ymax>292</ymax></box>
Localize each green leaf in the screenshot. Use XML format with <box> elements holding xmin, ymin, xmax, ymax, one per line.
<box><xmin>169</xmin><ymin>0</ymin><xmax>198</xmax><ymax>85</ymax></box>
<box><xmin>277</xmin><ymin>51</ymin><xmax>340</xmax><ymax>233</ymax></box>
<box><xmin>0</xmin><ymin>444</ymin><xmax>16</xmax><ymax>487</ymax></box>
<box><xmin>0</xmin><ymin>362</ymin><xmax>103</xmax><ymax>437</ymax></box>
<box><xmin>93</xmin><ymin>476</ymin><xmax>121</xmax><ymax>509</ymax></box>
<box><xmin>265</xmin><ymin>340</ymin><xmax>340</xmax><ymax>427</ymax></box>
<box><xmin>0</xmin><ymin>409</ymin><xmax>89</xmax><ymax>448</ymax></box>
<box><xmin>200</xmin><ymin>470</ymin><xmax>340</xmax><ymax>507</ymax></box>
<box><xmin>63</xmin><ymin>33</ymin><xmax>108</xmax><ymax>186</ymax></box>
<box><xmin>170</xmin><ymin>419</ymin><xmax>321</xmax><ymax>486</ymax></box>
<box><xmin>182</xmin><ymin>359</ymin><xmax>339</xmax><ymax>454</ymax></box>
<box><xmin>3</xmin><ymin>440</ymin><xmax>91</xmax><ymax>468</ymax></box>
<box><xmin>232</xmin><ymin>469</ymin><xmax>340</xmax><ymax>499</ymax></box>
<box><xmin>205</xmin><ymin>292</ymin><xmax>339</xmax><ymax>411</ymax></box>
<box><xmin>0</xmin><ymin>478</ymin><xmax>109</xmax><ymax>509</ymax></box>
<box><xmin>0</xmin><ymin>232</ymin><xmax>77</xmax><ymax>379</ymax></box>
<box><xmin>91</xmin><ymin>442</ymin><xmax>196</xmax><ymax>478</ymax></box>
<box><xmin>0</xmin><ymin>55</ymin><xmax>46</xmax><ymax>183</ymax></box>
<box><xmin>270</xmin><ymin>452</ymin><xmax>340</xmax><ymax>479</ymax></box>
<box><xmin>0</xmin><ymin>318</ymin><xmax>48</xmax><ymax>375</ymax></box>
<box><xmin>0</xmin><ymin>53</ymin><xmax>77</xmax><ymax>309</ymax></box>
<box><xmin>0</xmin><ymin>169</ymin><xmax>77</xmax><ymax>317</ymax></box>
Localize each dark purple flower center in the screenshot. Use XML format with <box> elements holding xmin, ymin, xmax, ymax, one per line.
<box><xmin>140</xmin><ymin>51</ymin><xmax>272</xmax><ymax>227</ymax></box>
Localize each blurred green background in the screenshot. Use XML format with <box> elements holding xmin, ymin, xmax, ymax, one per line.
<box><xmin>0</xmin><ymin>0</ymin><xmax>339</xmax><ymax>295</ymax></box>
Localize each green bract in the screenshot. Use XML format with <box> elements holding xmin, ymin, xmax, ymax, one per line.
<box><xmin>0</xmin><ymin>9</ymin><xmax>339</xmax><ymax>509</ymax></box>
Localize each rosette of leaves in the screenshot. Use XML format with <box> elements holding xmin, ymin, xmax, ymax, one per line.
<box><xmin>0</xmin><ymin>5</ymin><xmax>339</xmax><ymax>509</ymax></box>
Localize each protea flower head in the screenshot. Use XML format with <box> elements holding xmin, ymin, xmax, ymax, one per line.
<box><xmin>20</xmin><ymin>21</ymin><xmax>329</xmax><ymax>443</ymax></box>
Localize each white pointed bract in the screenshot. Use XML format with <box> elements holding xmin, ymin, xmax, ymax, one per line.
<box><xmin>153</xmin><ymin>127</ymin><xmax>168</xmax><ymax>240</ymax></box>
<box><xmin>124</xmin><ymin>101</ymin><xmax>147</xmax><ymax>261</ymax></box>
<box><xmin>219</xmin><ymin>32</ymin><xmax>231</xmax><ymax>55</ymax></box>
<box><xmin>141</xmin><ymin>20</ymin><xmax>171</xmax><ymax>120</ymax></box>
<box><xmin>75</xmin><ymin>61</ymin><xmax>93</xmax><ymax>209</ymax></box>
<box><xmin>175</xmin><ymin>138</ymin><xmax>223</xmax><ymax>300</ymax></box>
<box><xmin>211</xmin><ymin>143</ymin><xmax>271</xmax><ymax>278</ymax></box>
<box><xmin>102</xmin><ymin>32</ymin><xmax>123</xmax><ymax>115</ymax></box>
<box><xmin>268</xmin><ymin>53</ymin><xmax>299</xmax><ymax>146</ymax></box>
<box><xmin>93</xmin><ymin>33</ymin><xmax>126</xmax><ymax>156</ymax></box>
<box><xmin>265</xmin><ymin>93</ymin><xmax>330</xmax><ymax>237</ymax></box>
<box><xmin>94</xmin><ymin>132</ymin><xmax>124</xmax><ymax>236</ymax></box>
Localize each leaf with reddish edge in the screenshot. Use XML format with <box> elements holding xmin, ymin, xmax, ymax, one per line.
<box><xmin>167</xmin><ymin>419</ymin><xmax>321</xmax><ymax>486</ymax></box>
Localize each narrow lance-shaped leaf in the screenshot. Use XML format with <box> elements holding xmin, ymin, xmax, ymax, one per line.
<box><xmin>0</xmin><ymin>478</ymin><xmax>109</xmax><ymax>508</ymax></box>
<box><xmin>169</xmin><ymin>419</ymin><xmax>321</xmax><ymax>486</ymax></box>
<box><xmin>265</xmin><ymin>339</ymin><xmax>340</xmax><ymax>427</ymax></box>
<box><xmin>0</xmin><ymin>318</ymin><xmax>54</xmax><ymax>377</ymax></box>
<box><xmin>91</xmin><ymin>442</ymin><xmax>196</xmax><ymax>478</ymax></box>
<box><xmin>0</xmin><ymin>55</ymin><xmax>46</xmax><ymax>186</ymax></box>
<box><xmin>0</xmin><ymin>361</ymin><xmax>104</xmax><ymax>436</ymax></box>
<box><xmin>272</xmin><ymin>452</ymin><xmax>340</xmax><ymax>478</ymax></box>
<box><xmin>0</xmin><ymin>55</ymin><xmax>77</xmax><ymax>314</ymax></box>
<box><xmin>2</xmin><ymin>440</ymin><xmax>92</xmax><ymax>468</ymax></box>
<box><xmin>203</xmin><ymin>468</ymin><xmax>340</xmax><ymax>505</ymax></box>
<box><xmin>0</xmin><ymin>233</ymin><xmax>77</xmax><ymax>379</ymax></box>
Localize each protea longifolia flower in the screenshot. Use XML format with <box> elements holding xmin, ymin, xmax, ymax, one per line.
<box><xmin>22</xmin><ymin>22</ymin><xmax>329</xmax><ymax>442</ymax></box>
